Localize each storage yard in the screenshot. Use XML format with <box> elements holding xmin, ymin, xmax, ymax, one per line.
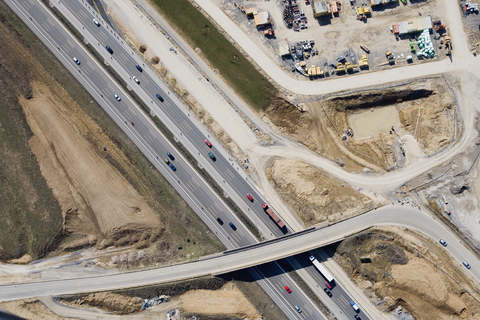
<box><xmin>220</xmin><ymin>0</ymin><xmax>455</xmax><ymax>79</ymax></box>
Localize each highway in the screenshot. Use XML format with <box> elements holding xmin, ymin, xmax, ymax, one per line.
<box><xmin>1</xmin><ymin>206</ymin><xmax>478</xmax><ymax>304</ymax></box>
<box><xmin>5</xmin><ymin>0</ymin><xmax>329</xmax><ymax>318</ymax></box>
<box><xmin>68</xmin><ymin>0</ymin><xmax>289</xmax><ymax>240</ymax></box>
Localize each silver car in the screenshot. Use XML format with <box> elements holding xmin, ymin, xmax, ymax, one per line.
<box><xmin>73</xmin><ymin>57</ymin><xmax>80</xmax><ymax>65</ymax></box>
<box><xmin>113</xmin><ymin>93</ymin><xmax>121</xmax><ymax>101</ymax></box>
<box><xmin>93</xmin><ymin>19</ymin><xmax>100</xmax><ymax>26</ymax></box>
<box><xmin>133</xmin><ymin>76</ymin><xmax>140</xmax><ymax>84</ymax></box>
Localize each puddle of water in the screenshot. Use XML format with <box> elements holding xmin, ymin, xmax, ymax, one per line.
<box><xmin>347</xmin><ymin>106</ymin><xmax>401</xmax><ymax>140</ymax></box>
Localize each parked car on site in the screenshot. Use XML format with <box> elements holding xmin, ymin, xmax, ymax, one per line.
<box><xmin>73</xmin><ymin>57</ymin><xmax>80</xmax><ymax>65</ymax></box>
<box><xmin>284</xmin><ymin>286</ymin><xmax>291</xmax><ymax>293</ymax></box>
<box><xmin>246</xmin><ymin>194</ymin><xmax>253</xmax><ymax>202</ymax></box>
<box><xmin>204</xmin><ymin>139</ymin><xmax>212</xmax><ymax>148</ymax></box>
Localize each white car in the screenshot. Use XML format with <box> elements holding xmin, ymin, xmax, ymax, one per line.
<box><xmin>113</xmin><ymin>93</ymin><xmax>121</xmax><ymax>101</ymax></box>
<box><xmin>73</xmin><ymin>57</ymin><xmax>80</xmax><ymax>65</ymax></box>
<box><xmin>93</xmin><ymin>19</ymin><xmax>100</xmax><ymax>26</ymax></box>
<box><xmin>133</xmin><ymin>76</ymin><xmax>140</xmax><ymax>84</ymax></box>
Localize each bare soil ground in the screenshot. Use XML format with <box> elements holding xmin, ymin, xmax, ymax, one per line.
<box><xmin>264</xmin><ymin>78</ymin><xmax>455</xmax><ymax>173</ymax></box>
<box><xmin>266</xmin><ymin>159</ymin><xmax>376</xmax><ymax>227</ymax></box>
<box><xmin>0</xmin><ymin>0</ymin><xmax>223</xmax><ymax>263</ymax></box>
<box><xmin>62</xmin><ymin>281</ymin><xmax>260</xmax><ymax>319</ymax></box>
<box><xmin>21</xmin><ymin>82</ymin><xmax>162</xmax><ymax>248</ymax></box>
<box><xmin>334</xmin><ymin>227</ymin><xmax>480</xmax><ymax>320</ymax></box>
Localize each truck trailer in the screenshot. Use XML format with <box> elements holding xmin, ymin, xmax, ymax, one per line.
<box><xmin>262</xmin><ymin>203</ymin><xmax>285</xmax><ymax>229</ymax></box>
<box><xmin>310</xmin><ymin>255</ymin><xmax>334</xmax><ymax>283</ymax></box>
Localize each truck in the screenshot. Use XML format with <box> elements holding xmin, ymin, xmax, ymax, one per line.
<box><xmin>309</xmin><ymin>255</ymin><xmax>334</xmax><ymax>283</ymax></box>
<box><xmin>262</xmin><ymin>203</ymin><xmax>285</xmax><ymax>229</ymax></box>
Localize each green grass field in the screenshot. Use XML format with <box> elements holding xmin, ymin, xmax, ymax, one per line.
<box><xmin>151</xmin><ymin>0</ymin><xmax>277</xmax><ymax>111</ymax></box>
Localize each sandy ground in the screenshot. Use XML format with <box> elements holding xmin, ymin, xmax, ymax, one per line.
<box><xmin>335</xmin><ymin>226</ymin><xmax>480</xmax><ymax>320</ymax></box>
<box><xmin>19</xmin><ymin>82</ymin><xmax>161</xmax><ymax>245</ymax></box>
<box><xmin>178</xmin><ymin>282</ymin><xmax>260</xmax><ymax>319</ymax></box>
<box><xmin>0</xmin><ymin>298</ymin><xmax>75</xmax><ymax>320</ymax></box>
<box><xmin>266</xmin><ymin>159</ymin><xmax>376</xmax><ymax>227</ymax></box>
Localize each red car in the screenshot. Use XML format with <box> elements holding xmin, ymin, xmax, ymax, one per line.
<box><xmin>284</xmin><ymin>285</ymin><xmax>292</xmax><ymax>293</ymax></box>
<box><xmin>262</xmin><ymin>203</ymin><xmax>268</xmax><ymax>209</ymax></box>
<box><xmin>246</xmin><ymin>193</ymin><xmax>253</xmax><ymax>201</ymax></box>
<box><xmin>204</xmin><ymin>139</ymin><xmax>212</xmax><ymax>148</ymax></box>
<box><xmin>325</xmin><ymin>282</ymin><xmax>332</xmax><ymax>289</ymax></box>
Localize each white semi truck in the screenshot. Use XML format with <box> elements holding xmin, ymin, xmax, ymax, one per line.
<box><xmin>310</xmin><ymin>255</ymin><xmax>334</xmax><ymax>283</ymax></box>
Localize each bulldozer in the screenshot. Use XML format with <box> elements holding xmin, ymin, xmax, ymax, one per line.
<box><xmin>435</xmin><ymin>24</ymin><xmax>446</xmax><ymax>32</ymax></box>
<box><xmin>445</xmin><ymin>36</ymin><xmax>452</xmax><ymax>55</ymax></box>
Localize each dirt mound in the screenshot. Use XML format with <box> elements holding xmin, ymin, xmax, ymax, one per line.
<box><xmin>20</xmin><ymin>82</ymin><xmax>162</xmax><ymax>247</ymax></box>
<box><xmin>335</xmin><ymin>228</ymin><xmax>480</xmax><ymax>320</ymax></box>
<box><xmin>266</xmin><ymin>159</ymin><xmax>375</xmax><ymax>227</ymax></box>
<box><xmin>74</xmin><ymin>292</ymin><xmax>143</xmax><ymax>314</ymax></box>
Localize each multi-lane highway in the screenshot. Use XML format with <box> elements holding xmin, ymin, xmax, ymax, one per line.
<box><xmin>4</xmin><ymin>0</ymin><xmax>330</xmax><ymax>318</ymax></box>
<box><xmin>67</xmin><ymin>0</ymin><xmax>289</xmax><ymax>240</ymax></box>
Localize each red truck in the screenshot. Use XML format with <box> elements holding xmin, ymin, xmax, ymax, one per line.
<box><xmin>262</xmin><ymin>203</ymin><xmax>285</xmax><ymax>229</ymax></box>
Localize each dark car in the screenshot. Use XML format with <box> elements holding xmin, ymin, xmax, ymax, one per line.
<box><xmin>106</xmin><ymin>45</ymin><xmax>113</xmax><ymax>54</ymax></box>
<box><xmin>168</xmin><ymin>162</ymin><xmax>176</xmax><ymax>171</ymax></box>
<box><xmin>354</xmin><ymin>315</ymin><xmax>361</xmax><ymax>320</ymax></box>
<box><xmin>324</xmin><ymin>287</ymin><xmax>332</xmax><ymax>297</ymax></box>
<box><xmin>216</xmin><ymin>217</ymin><xmax>224</xmax><ymax>225</ymax></box>
<box><xmin>167</xmin><ymin>152</ymin><xmax>175</xmax><ymax>161</ymax></box>
<box><xmin>156</xmin><ymin>93</ymin><xmax>164</xmax><ymax>102</ymax></box>
<box><xmin>229</xmin><ymin>222</ymin><xmax>237</xmax><ymax>231</ymax></box>
<box><xmin>208</xmin><ymin>151</ymin><xmax>215</xmax><ymax>161</ymax></box>
<box><xmin>135</xmin><ymin>64</ymin><xmax>143</xmax><ymax>72</ymax></box>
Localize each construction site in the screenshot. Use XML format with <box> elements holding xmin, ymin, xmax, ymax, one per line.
<box><xmin>221</xmin><ymin>0</ymin><xmax>455</xmax><ymax>78</ymax></box>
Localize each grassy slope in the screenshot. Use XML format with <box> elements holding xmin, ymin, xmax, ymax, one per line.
<box><xmin>151</xmin><ymin>0</ymin><xmax>277</xmax><ymax>111</ymax></box>
<box><xmin>0</xmin><ymin>1</ymin><xmax>224</xmax><ymax>261</ymax></box>
<box><xmin>0</xmin><ymin>5</ymin><xmax>63</xmax><ymax>260</ymax></box>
